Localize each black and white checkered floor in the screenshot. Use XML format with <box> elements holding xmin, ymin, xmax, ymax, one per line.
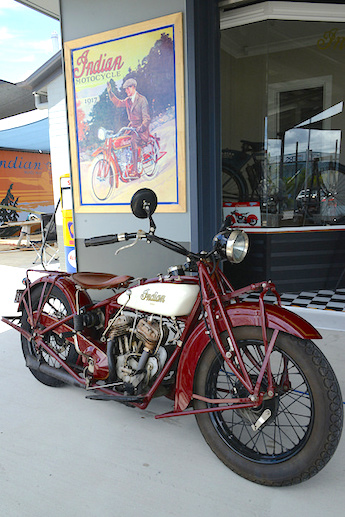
<box><xmin>242</xmin><ymin>288</ymin><xmax>345</xmax><ymax>312</ymax></box>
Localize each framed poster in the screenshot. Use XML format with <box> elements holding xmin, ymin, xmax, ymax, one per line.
<box><xmin>64</xmin><ymin>13</ymin><xmax>186</xmax><ymax>213</ymax></box>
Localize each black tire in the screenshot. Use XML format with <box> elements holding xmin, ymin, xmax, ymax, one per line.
<box><xmin>142</xmin><ymin>137</ymin><xmax>159</xmax><ymax>178</ymax></box>
<box><xmin>222</xmin><ymin>166</ymin><xmax>248</xmax><ymax>203</ymax></box>
<box><xmin>21</xmin><ymin>285</ymin><xmax>77</xmax><ymax>387</ymax></box>
<box><xmin>91</xmin><ymin>154</ymin><xmax>115</xmax><ymax>201</ymax></box>
<box><xmin>194</xmin><ymin>326</ymin><xmax>343</xmax><ymax>486</ymax></box>
<box><xmin>319</xmin><ymin>168</ymin><xmax>345</xmax><ymax>223</ymax></box>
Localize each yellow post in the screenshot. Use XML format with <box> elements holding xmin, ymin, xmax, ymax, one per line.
<box><xmin>60</xmin><ymin>175</ymin><xmax>76</xmax><ymax>272</ymax></box>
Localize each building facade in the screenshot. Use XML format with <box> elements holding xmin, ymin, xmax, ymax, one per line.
<box><xmin>17</xmin><ymin>0</ymin><xmax>345</xmax><ymax>291</ymax></box>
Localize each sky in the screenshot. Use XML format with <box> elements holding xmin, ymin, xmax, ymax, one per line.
<box><xmin>0</xmin><ymin>0</ymin><xmax>61</xmax><ymax>84</ymax></box>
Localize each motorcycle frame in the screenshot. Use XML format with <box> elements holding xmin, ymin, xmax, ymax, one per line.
<box><xmin>3</xmin><ymin>261</ymin><xmax>321</xmax><ymax>420</ymax></box>
<box><xmin>92</xmin><ymin>129</ymin><xmax>162</xmax><ymax>186</ymax></box>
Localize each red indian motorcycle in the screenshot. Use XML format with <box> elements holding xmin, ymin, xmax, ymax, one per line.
<box><xmin>227</xmin><ymin>210</ymin><xmax>258</xmax><ymax>226</ymax></box>
<box><xmin>2</xmin><ymin>188</ymin><xmax>343</xmax><ymax>486</ymax></box>
<box><xmin>90</xmin><ymin>126</ymin><xmax>165</xmax><ymax>201</ymax></box>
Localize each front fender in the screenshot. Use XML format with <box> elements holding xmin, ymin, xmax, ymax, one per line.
<box><xmin>174</xmin><ymin>302</ymin><xmax>321</xmax><ymax>412</ymax></box>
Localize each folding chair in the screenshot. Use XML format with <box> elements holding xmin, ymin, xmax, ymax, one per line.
<box><xmin>32</xmin><ymin>212</ymin><xmax>59</xmax><ymax>268</ymax></box>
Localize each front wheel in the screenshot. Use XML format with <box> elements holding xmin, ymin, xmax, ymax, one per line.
<box><xmin>193</xmin><ymin>327</ymin><xmax>343</xmax><ymax>486</ymax></box>
<box><xmin>91</xmin><ymin>154</ymin><xmax>116</xmax><ymax>201</ymax></box>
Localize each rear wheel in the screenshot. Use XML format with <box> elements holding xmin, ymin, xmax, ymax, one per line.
<box><xmin>194</xmin><ymin>326</ymin><xmax>343</xmax><ymax>486</ymax></box>
<box><xmin>21</xmin><ymin>285</ymin><xmax>77</xmax><ymax>387</ymax></box>
<box><xmin>222</xmin><ymin>166</ymin><xmax>247</xmax><ymax>203</ymax></box>
<box><xmin>142</xmin><ymin>137</ymin><xmax>159</xmax><ymax>178</ymax></box>
<box><xmin>320</xmin><ymin>168</ymin><xmax>345</xmax><ymax>223</ymax></box>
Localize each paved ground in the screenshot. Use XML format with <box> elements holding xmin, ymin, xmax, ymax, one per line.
<box><xmin>0</xmin><ymin>248</ymin><xmax>344</xmax><ymax>517</ymax></box>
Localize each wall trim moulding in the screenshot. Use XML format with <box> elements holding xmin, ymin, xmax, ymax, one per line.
<box><xmin>220</xmin><ymin>1</ymin><xmax>345</xmax><ymax>29</ymax></box>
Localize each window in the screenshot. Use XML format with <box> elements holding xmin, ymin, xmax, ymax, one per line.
<box><xmin>221</xmin><ymin>14</ymin><xmax>345</xmax><ymax>226</ymax></box>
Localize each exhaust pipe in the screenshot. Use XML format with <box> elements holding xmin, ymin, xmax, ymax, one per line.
<box><xmin>25</xmin><ymin>354</ymin><xmax>145</xmax><ymax>404</ymax></box>
<box><xmin>25</xmin><ymin>355</ymin><xmax>84</xmax><ymax>388</ymax></box>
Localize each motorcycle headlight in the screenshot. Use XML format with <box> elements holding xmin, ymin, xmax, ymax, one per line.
<box><xmin>98</xmin><ymin>127</ymin><xmax>107</xmax><ymax>141</ymax></box>
<box><xmin>213</xmin><ymin>230</ymin><xmax>249</xmax><ymax>264</ymax></box>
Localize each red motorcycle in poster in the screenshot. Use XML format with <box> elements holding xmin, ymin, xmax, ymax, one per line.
<box><xmin>90</xmin><ymin>126</ymin><xmax>166</xmax><ymax>201</ymax></box>
<box><xmin>2</xmin><ymin>188</ymin><xmax>343</xmax><ymax>486</ymax></box>
<box><xmin>227</xmin><ymin>209</ymin><xmax>258</xmax><ymax>226</ymax></box>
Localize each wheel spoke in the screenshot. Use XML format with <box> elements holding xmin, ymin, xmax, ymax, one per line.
<box><xmin>21</xmin><ymin>286</ymin><xmax>77</xmax><ymax>387</ymax></box>
<box><xmin>92</xmin><ymin>157</ymin><xmax>114</xmax><ymax>200</ymax></box>
<box><xmin>39</xmin><ymin>292</ymin><xmax>72</xmax><ymax>365</ymax></box>
<box><xmin>194</xmin><ymin>328</ymin><xmax>343</xmax><ymax>485</ymax></box>
<box><xmin>208</xmin><ymin>339</ymin><xmax>315</xmax><ymax>461</ymax></box>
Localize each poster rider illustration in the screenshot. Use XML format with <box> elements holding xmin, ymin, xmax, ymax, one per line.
<box><xmin>107</xmin><ymin>78</ymin><xmax>150</xmax><ymax>177</ymax></box>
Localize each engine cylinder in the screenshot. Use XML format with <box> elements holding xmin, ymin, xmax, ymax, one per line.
<box><xmin>108</xmin><ymin>314</ymin><xmax>134</xmax><ymax>338</ymax></box>
<box><xmin>135</xmin><ymin>318</ymin><xmax>160</xmax><ymax>350</ymax></box>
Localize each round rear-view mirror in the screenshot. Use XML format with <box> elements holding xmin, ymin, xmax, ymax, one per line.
<box><xmin>130</xmin><ymin>188</ymin><xmax>158</xmax><ymax>219</ymax></box>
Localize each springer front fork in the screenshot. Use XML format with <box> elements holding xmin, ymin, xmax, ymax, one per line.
<box><xmin>198</xmin><ymin>261</ymin><xmax>281</xmax><ymax>406</ymax></box>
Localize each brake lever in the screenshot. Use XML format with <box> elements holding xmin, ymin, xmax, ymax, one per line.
<box><xmin>114</xmin><ymin>229</ymin><xmax>146</xmax><ymax>255</ymax></box>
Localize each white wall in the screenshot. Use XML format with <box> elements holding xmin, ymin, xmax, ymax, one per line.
<box><xmin>46</xmin><ymin>73</ymin><xmax>70</xmax><ymax>269</ymax></box>
<box><xmin>47</xmin><ymin>74</ymin><xmax>70</xmax><ymax>227</ymax></box>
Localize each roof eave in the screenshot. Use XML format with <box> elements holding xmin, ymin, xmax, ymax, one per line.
<box><xmin>16</xmin><ymin>50</ymin><xmax>63</xmax><ymax>94</ymax></box>
<box><xmin>14</xmin><ymin>0</ymin><xmax>60</xmax><ymax>20</ymax></box>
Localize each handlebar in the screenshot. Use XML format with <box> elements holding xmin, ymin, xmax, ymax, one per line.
<box><xmin>97</xmin><ymin>126</ymin><xmax>139</xmax><ymax>142</ymax></box>
<box><xmin>84</xmin><ymin>232</ymin><xmax>137</xmax><ymax>247</ymax></box>
<box><xmin>117</xmin><ymin>126</ymin><xmax>138</xmax><ymax>136</ymax></box>
<box><xmin>84</xmin><ymin>230</ymin><xmax>201</xmax><ymax>262</ymax></box>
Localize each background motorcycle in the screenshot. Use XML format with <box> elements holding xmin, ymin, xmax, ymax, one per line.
<box><xmin>90</xmin><ymin>126</ymin><xmax>165</xmax><ymax>201</ymax></box>
<box><xmin>2</xmin><ymin>188</ymin><xmax>343</xmax><ymax>487</ymax></box>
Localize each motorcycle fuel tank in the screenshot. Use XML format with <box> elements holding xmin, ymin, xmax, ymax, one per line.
<box><xmin>117</xmin><ymin>282</ymin><xmax>199</xmax><ymax>317</ymax></box>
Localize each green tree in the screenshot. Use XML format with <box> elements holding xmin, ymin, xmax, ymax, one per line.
<box><xmin>0</xmin><ymin>184</ymin><xmax>19</xmax><ymax>224</ymax></box>
<box><xmin>122</xmin><ymin>32</ymin><xmax>175</xmax><ymax>116</ymax></box>
<box><xmin>86</xmin><ymin>32</ymin><xmax>175</xmax><ymax>148</ymax></box>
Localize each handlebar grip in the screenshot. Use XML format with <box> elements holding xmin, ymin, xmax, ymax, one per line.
<box><xmin>84</xmin><ymin>234</ymin><xmax>120</xmax><ymax>247</ymax></box>
<box><xmin>84</xmin><ymin>232</ymin><xmax>137</xmax><ymax>247</ymax></box>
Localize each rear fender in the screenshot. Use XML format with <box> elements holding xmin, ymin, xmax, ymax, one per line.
<box><xmin>18</xmin><ymin>275</ymin><xmax>109</xmax><ymax>380</ymax></box>
<box><xmin>19</xmin><ymin>274</ymin><xmax>91</xmax><ymax>315</ymax></box>
<box><xmin>174</xmin><ymin>302</ymin><xmax>321</xmax><ymax>412</ymax></box>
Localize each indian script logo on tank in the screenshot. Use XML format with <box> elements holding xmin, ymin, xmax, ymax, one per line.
<box><xmin>140</xmin><ymin>289</ymin><xmax>166</xmax><ymax>303</ymax></box>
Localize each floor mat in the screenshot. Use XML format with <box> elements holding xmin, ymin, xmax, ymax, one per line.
<box><xmin>241</xmin><ymin>289</ymin><xmax>345</xmax><ymax>312</ymax></box>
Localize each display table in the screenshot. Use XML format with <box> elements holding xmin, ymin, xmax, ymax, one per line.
<box><xmin>0</xmin><ymin>220</ymin><xmax>41</xmax><ymax>246</ymax></box>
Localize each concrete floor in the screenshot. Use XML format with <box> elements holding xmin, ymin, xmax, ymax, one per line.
<box><xmin>0</xmin><ymin>249</ymin><xmax>344</xmax><ymax>516</ymax></box>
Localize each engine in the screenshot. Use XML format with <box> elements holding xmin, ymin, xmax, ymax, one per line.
<box><xmin>106</xmin><ymin>313</ymin><xmax>169</xmax><ymax>393</ymax></box>
<box><xmin>115</xmin><ymin>147</ymin><xmax>132</xmax><ymax>172</ymax></box>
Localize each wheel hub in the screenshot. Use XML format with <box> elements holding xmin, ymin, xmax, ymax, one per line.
<box><xmin>233</xmin><ymin>381</ymin><xmax>279</xmax><ymax>429</ymax></box>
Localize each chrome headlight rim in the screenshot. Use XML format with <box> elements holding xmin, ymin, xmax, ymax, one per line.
<box><xmin>225</xmin><ymin>229</ymin><xmax>249</xmax><ymax>263</ymax></box>
<box><xmin>214</xmin><ymin>230</ymin><xmax>249</xmax><ymax>264</ymax></box>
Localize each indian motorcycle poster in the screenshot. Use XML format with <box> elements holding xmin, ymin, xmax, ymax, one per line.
<box><xmin>64</xmin><ymin>13</ymin><xmax>186</xmax><ymax>213</ymax></box>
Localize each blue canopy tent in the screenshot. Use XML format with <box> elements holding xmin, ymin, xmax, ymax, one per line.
<box><xmin>0</xmin><ymin>117</ymin><xmax>50</xmax><ymax>152</ymax></box>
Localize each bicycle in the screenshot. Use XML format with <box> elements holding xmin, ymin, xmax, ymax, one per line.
<box><xmin>295</xmin><ymin>157</ymin><xmax>345</xmax><ymax>224</ymax></box>
<box><xmin>222</xmin><ymin>140</ymin><xmax>265</xmax><ymax>203</ymax></box>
